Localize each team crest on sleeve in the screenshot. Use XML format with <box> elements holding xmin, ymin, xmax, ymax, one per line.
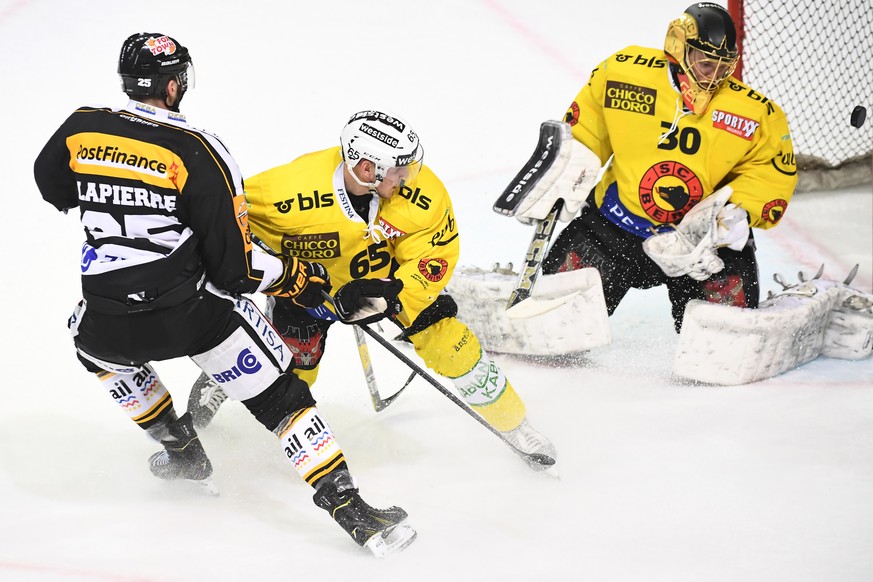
<box><xmin>564</xmin><ymin>102</ymin><xmax>580</xmax><ymax>126</ymax></box>
<box><xmin>418</xmin><ymin>258</ymin><xmax>448</xmax><ymax>282</ymax></box>
<box><xmin>761</xmin><ymin>199</ymin><xmax>788</xmax><ymax>224</ymax></box>
<box><xmin>638</xmin><ymin>161</ymin><xmax>703</xmax><ymax>223</ymax></box>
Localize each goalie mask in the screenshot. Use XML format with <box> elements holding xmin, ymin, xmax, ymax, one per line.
<box><xmin>340</xmin><ymin>110</ymin><xmax>424</xmax><ymax>195</ymax></box>
<box><xmin>665</xmin><ymin>3</ymin><xmax>739</xmax><ymax>114</ymax></box>
<box><xmin>118</xmin><ymin>32</ymin><xmax>194</xmax><ymax>111</ymax></box>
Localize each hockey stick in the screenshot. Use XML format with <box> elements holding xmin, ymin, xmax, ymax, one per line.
<box><xmin>251</xmin><ymin>234</ymin><xmax>413</xmax><ymax>412</ymax></box>
<box><xmin>352</xmin><ymin>323</ymin><xmax>415</xmax><ymax>412</ymax></box>
<box><xmin>506</xmin><ymin>200</ymin><xmax>563</xmax><ymax>309</ymax></box>
<box><xmin>323</xmin><ymin>291</ymin><xmax>555</xmax><ymax>468</ymax></box>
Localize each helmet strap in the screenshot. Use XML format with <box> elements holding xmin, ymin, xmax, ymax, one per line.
<box><xmin>345</xmin><ymin>160</ymin><xmax>382</xmax><ymax>194</ymax></box>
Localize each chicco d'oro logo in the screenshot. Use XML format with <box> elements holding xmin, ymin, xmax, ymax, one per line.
<box><xmin>212</xmin><ymin>348</ymin><xmax>262</xmax><ymax>384</ymax></box>
<box><xmin>604</xmin><ymin>81</ymin><xmax>656</xmax><ymax>115</ymax></box>
<box><xmin>638</xmin><ymin>161</ymin><xmax>703</xmax><ymax>223</ymax></box>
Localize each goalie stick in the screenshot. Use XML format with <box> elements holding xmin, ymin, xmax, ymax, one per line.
<box><xmin>494</xmin><ymin>121</ymin><xmax>570</xmax><ymax>309</ymax></box>
<box><xmin>505</xmin><ymin>200</ymin><xmax>562</xmax><ymax>309</ymax></box>
<box><xmin>322</xmin><ymin>291</ymin><xmax>555</xmax><ymax>469</ymax></box>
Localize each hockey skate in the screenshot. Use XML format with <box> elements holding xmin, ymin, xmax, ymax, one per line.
<box><xmin>149</xmin><ymin>413</ymin><xmax>217</xmax><ymax>494</ymax></box>
<box><xmin>313</xmin><ymin>470</ymin><xmax>416</xmax><ymax>558</ymax></box>
<box><xmin>502</xmin><ymin>417</ymin><xmax>557</xmax><ymax>471</ymax></box>
<box><xmin>186</xmin><ymin>372</ymin><xmax>227</xmax><ymax>429</ymax></box>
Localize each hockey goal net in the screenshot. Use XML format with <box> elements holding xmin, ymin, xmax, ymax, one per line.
<box><xmin>728</xmin><ymin>0</ymin><xmax>873</xmax><ymax>191</ymax></box>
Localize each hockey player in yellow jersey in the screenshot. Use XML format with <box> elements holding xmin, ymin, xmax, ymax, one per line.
<box><xmin>192</xmin><ymin>110</ymin><xmax>556</xmax><ymax>470</ymax></box>
<box><xmin>509</xmin><ymin>3</ymin><xmax>798</xmax><ymax>332</ymax></box>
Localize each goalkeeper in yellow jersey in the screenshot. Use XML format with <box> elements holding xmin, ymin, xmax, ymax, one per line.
<box><xmin>503</xmin><ymin>3</ymin><xmax>798</xmax><ymax>333</ymax></box>
<box><xmin>191</xmin><ymin>110</ymin><xmax>555</xmax><ymax>470</ymax></box>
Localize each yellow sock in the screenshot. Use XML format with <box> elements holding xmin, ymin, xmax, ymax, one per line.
<box><xmin>410</xmin><ymin>317</ymin><xmax>526</xmax><ymax>432</ymax></box>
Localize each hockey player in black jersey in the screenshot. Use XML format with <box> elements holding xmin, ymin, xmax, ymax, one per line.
<box><xmin>33</xmin><ymin>32</ymin><xmax>415</xmax><ymax>558</ymax></box>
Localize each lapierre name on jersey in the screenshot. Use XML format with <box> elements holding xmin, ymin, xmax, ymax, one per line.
<box><xmin>34</xmin><ymin>101</ymin><xmax>270</xmax><ymax>301</ymax></box>
<box><xmin>77</xmin><ymin>181</ymin><xmax>177</xmax><ymax>211</ymax></box>
<box><xmin>565</xmin><ymin>46</ymin><xmax>797</xmax><ymax>234</ymax></box>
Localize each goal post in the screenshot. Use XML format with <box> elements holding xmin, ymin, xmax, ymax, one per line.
<box><xmin>728</xmin><ymin>0</ymin><xmax>872</xmax><ymax>192</ymax></box>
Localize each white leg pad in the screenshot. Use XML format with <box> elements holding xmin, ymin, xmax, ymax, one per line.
<box><xmin>674</xmin><ymin>279</ymin><xmax>873</xmax><ymax>385</ymax></box>
<box><xmin>447</xmin><ymin>267</ymin><xmax>611</xmax><ymax>355</ymax></box>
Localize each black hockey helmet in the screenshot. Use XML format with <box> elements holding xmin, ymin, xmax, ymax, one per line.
<box><xmin>665</xmin><ymin>3</ymin><xmax>739</xmax><ymax>113</ymax></box>
<box><xmin>118</xmin><ymin>32</ymin><xmax>193</xmax><ymax>100</ymax></box>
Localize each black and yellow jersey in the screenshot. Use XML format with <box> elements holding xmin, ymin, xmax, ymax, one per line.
<box><xmin>34</xmin><ymin>100</ymin><xmax>279</xmax><ymax>307</ymax></box>
<box><xmin>564</xmin><ymin>45</ymin><xmax>798</xmax><ymax>235</ymax></box>
<box><xmin>245</xmin><ymin>147</ymin><xmax>459</xmax><ymax>326</ymax></box>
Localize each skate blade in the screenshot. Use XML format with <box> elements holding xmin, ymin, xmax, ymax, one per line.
<box><xmin>521</xmin><ymin>452</ymin><xmax>557</xmax><ymax>472</ymax></box>
<box><xmin>364</xmin><ymin>524</ymin><xmax>417</xmax><ymax>558</ymax></box>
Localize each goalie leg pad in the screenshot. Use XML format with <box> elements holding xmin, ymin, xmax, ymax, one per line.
<box><xmin>674</xmin><ymin>279</ymin><xmax>871</xmax><ymax>385</ymax></box>
<box><xmin>447</xmin><ymin>266</ymin><xmax>611</xmax><ymax>355</ymax></box>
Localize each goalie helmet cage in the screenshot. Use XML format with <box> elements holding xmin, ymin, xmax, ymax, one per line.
<box><xmin>727</xmin><ymin>0</ymin><xmax>872</xmax><ymax>192</ymax></box>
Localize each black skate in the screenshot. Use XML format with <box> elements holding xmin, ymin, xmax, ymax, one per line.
<box><xmin>313</xmin><ymin>471</ymin><xmax>416</xmax><ymax>558</ymax></box>
<box><xmin>148</xmin><ymin>412</ymin><xmax>217</xmax><ymax>494</ymax></box>
<box><xmin>186</xmin><ymin>372</ymin><xmax>227</xmax><ymax>429</ymax></box>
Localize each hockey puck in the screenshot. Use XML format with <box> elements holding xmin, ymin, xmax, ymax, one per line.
<box><xmin>850</xmin><ymin>105</ymin><xmax>866</xmax><ymax>128</ymax></box>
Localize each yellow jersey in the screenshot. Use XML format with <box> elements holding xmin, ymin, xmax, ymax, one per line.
<box><xmin>564</xmin><ymin>45</ymin><xmax>798</xmax><ymax>234</ymax></box>
<box><xmin>245</xmin><ymin>146</ymin><xmax>459</xmax><ymax>326</ymax></box>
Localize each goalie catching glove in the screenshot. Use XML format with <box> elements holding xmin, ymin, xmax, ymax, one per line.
<box><xmin>642</xmin><ymin>185</ymin><xmax>750</xmax><ymax>281</ymax></box>
<box><xmin>264</xmin><ymin>256</ymin><xmax>331</xmax><ymax>308</ymax></box>
<box><xmin>334</xmin><ymin>278</ymin><xmax>404</xmax><ymax>325</ymax></box>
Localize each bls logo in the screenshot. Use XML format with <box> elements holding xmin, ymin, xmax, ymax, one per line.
<box><xmin>273</xmin><ymin>191</ymin><xmax>335</xmax><ymax>214</ymax></box>
<box><xmin>399</xmin><ymin>184</ymin><xmax>431</xmax><ymax>210</ymax></box>
<box><xmin>212</xmin><ymin>348</ymin><xmax>263</xmax><ymax>383</ymax></box>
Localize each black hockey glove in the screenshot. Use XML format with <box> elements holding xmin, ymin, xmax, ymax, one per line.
<box><xmin>264</xmin><ymin>256</ymin><xmax>331</xmax><ymax>308</ymax></box>
<box><xmin>334</xmin><ymin>278</ymin><xmax>403</xmax><ymax>325</ymax></box>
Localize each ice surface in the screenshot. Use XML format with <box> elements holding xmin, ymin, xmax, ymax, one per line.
<box><xmin>1</xmin><ymin>1</ymin><xmax>871</xmax><ymax>581</ymax></box>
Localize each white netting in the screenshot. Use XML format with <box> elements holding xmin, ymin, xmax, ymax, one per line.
<box><xmin>730</xmin><ymin>0</ymin><xmax>873</xmax><ymax>190</ymax></box>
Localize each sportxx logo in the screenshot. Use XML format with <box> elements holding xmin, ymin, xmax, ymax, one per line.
<box><xmin>638</xmin><ymin>161</ymin><xmax>703</xmax><ymax>223</ymax></box>
<box><xmin>212</xmin><ymin>348</ymin><xmax>262</xmax><ymax>384</ymax></box>
<box><xmin>712</xmin><ymin>110</ymin><xmax>759</xmax><ymax>140</ymax></box>
<box><xmin>377</xmin><ymin>217</ymin><xmax>406</xmax><ymax>239</ymax></box>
